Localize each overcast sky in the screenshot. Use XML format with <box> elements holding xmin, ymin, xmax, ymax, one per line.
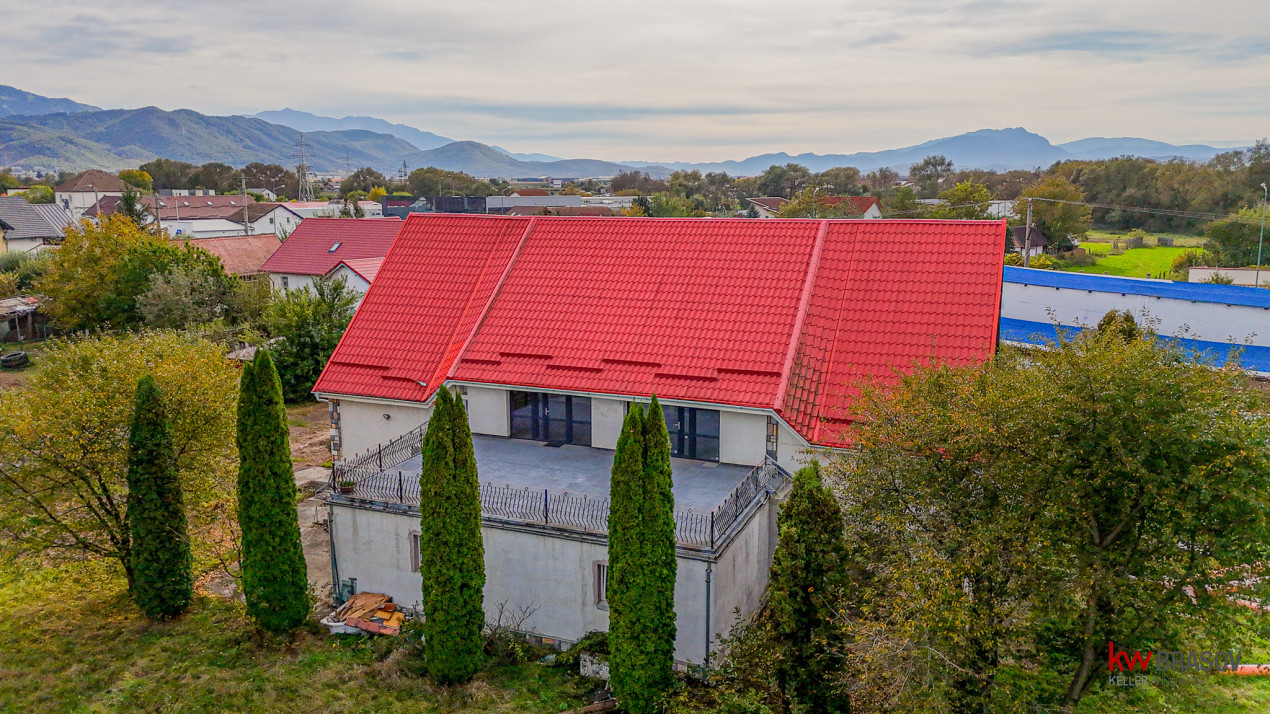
<box><xmin>6</xmin><ymin>0</ymin><xmax>1268</xmax><ymax>162</ymax></box>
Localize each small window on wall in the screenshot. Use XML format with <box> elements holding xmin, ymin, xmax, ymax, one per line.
<box><xmin>766</xmin><ymin>416</ymin><xmax>778</xmax><ymax>458</ymax></box>
<box><xmin>594</xmin><ymin>561</ymin><xmax>608</xmax><ymax>609</ymax></box>
<box><xmin>281</xmin><ymin>276</ymin><xmax>289</xmax><ymax>289</ymax></box>
<box><xmin>410</xmin><ymin>531</ymin><xmax>421</xmax><ymax>572</ymax></box>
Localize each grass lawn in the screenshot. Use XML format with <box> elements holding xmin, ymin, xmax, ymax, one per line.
<box><xmin>1066</xmin><ymin>245</ymin><xmax>1192</xmax><ymax>278</ymax></box>
<box><xmin>1085</xmin><ymin>229</ymin><xmax>1206</xmax><ymax>248</ymax></box>
<box><xmin>0</xmin><ymin>559</ymin><xmax>594</xmax><ymax>713</ymax></box>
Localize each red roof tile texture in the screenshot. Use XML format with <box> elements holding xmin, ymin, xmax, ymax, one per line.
<box><xmin>178</xmin><ymin>233</ymin><xmax>281</xmax><ymax>275</ymax></box>
<box><xmin>330</xmin><ymin>257</ymin><xmax>385</xmax><ymax>283</ymax></box>
<box><xmin>260</xmin><ymin>217</ymin><xmax>403</xmax><ymax>276</ymax></box>
<box><xmin>314</xmin><ymin>215</ymin><xmax>1005</xmax><ymax>447</ymax></box>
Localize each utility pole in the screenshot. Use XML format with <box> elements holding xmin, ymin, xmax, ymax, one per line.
<box><xmin>1023</xmin><ymin>198</ymin><xmax>1034</xmax><ymax>269</ymax></box>
<box><xmin>241</xmin><ymin>174</ymin><xmax>251</xmax><ymax>235</ymax></box>
<box><xmin>1256</xmin><ymin>183</ymin><xmax>1267</xmax><ymax>289</ymax></box>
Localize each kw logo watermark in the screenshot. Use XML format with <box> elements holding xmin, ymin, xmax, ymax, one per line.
<box><xmin>1107</xmin><ymin>641</ymin><xmax>1244</xmax><ymax>687</ymax></box>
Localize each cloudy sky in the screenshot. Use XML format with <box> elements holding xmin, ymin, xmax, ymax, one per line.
<box><xmin>6</xmin><ymin>0</ymin><xmax>1268</xmax><ymax>162</ymax></box>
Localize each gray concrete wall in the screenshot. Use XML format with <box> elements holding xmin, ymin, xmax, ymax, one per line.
<box><xmin>336</xmin><ymin>398</ymin><xmax>432</xmax><ymax>458</ymax></box>
<box><xmin>709</xmin><ymin>487</ymin><xmax>784</xmax><ymax>654</ymax></box>
<box><xmin>465</xmin><ymin>386</ymin><xmax>509</xmax><ymax>437</ymax></box>
<box><xmin>591</xmin><ymin>397</ymin><xmax>626</xmax><ymax>450</ymax></box>
<box><xmin>330</xmin><ymin>503</ymin><xmax>741</xmax><ymax>665</ymax></box>
<box><xmin>775</xmin><ymin>421</ymin><xmax>812</xmax><ymax>474</ymax></box>
<box><xmin>719</xmin><ymin>411</ymin><xmax>766</xmax><ymax>466</ymax></box>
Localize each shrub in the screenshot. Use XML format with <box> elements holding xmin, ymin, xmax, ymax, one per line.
<box><xmin>0</xmin><ymin>272</ymin><xmax>16</xmax><ymax>297</ymax></box>
<box><xmin>1003</xmin><ymin>253</ymin><xmax>1023</xmax><ymax>266</ymax></box>
<box><xmin>1029</xmin><ymin>254</ymin><xmax>1058</xmax><ymax>270</ymax></box>
<box><xmin>1125</xmin><ymin>229</ymin><xmax>1147</xmax><ymax>249</ymax></box>
<box><xmin>1204</xmin><ymin>272</ymin><xmax>1236</xmax><ymax>285</ymax></box>
<box><xmin>1058</xmin><ymin>249</ymin><xmax>1096</xmax><ymax>267</ymax></box>
<box><xmin>125</xmin><ymin>375</ymin><xmax>194</xmax><ymax>619</ymax></box>
<box><xmin>1170</xmin><ymin>249</ymin><xmax>1215</xmax><ymax>281</ymax></box>
<box><xmin>266</xmin><ymin>277</ymin><xmax>357</xmax><ymax>402</ymax></box>
<box><xmin>236</xmin><ymin>349</ymin><xmax>310</xmax><ymax>633</ymax></box>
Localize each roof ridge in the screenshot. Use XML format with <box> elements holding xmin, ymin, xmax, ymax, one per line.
<box><xmin>774</xmin><ymin>220</ymin><xmax>829</xmax><ymax>411</ymax></box>
<box><xmin>444</xmin><ymin>217</ymin><xmax>538</xmax><ymax>382</ymax></box>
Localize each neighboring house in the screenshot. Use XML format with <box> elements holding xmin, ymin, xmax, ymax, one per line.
<box><xmin>53</xmin><ymin>170</ymin><xmax>130</xmax><ymax>219</ymax></box>
<box><xmin>247</xmin><ymin>187</ymin><xmax>278</xmax><ymax>201</ymax></box>
<box><xmin>176</xmin><ymin>233</ymin><xmax>281</xmax><ymax>276</ymax></box>
<box><xmin>87</xmin><ymin>195</ymin><xmax>302</xmax><ymax>239</ymax></box>
<box><xmin>1007</xmin><ymin>225</ymin><xmax>1047</xmax><ymax>258</ymax></box>
<box><xmin>314</xmin><ymin>215</ymin><xmax>1006</xmax><ymax>665</ymax></box>
<box><xmin>0</xmin><ymin>196</ymin><xmax>72</xmax><ymax>253</ymax></box>
<box><xmin>746</xmin><ymin>196</ymin><xmax>882</xmax><ymax>219</ymax></box>
<box><xmin>998</xmin><ymin>266</ymin><xmax>1270</xmax><ymax>376</ymax></box>
<box><xmin>325</xmin><ymin>257</ymin><xmax>384</xmax><ymax>300</ymax></box>
<box><xmin>260</xmin><ymin>217</ymin><xmax>403</xmax><ymax>292</ymax></box>
<box><xmin>505</xmin><ymin>205</ymin><xmax>616</xmax><ymax>217</ymax></box>
<box><xmin>284</xmin><ymin>200</ymin><xmax>384</xmax><ymax>219</ymax></box>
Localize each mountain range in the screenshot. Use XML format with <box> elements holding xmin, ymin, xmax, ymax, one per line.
<box><xmin>0</xmin><ymin>85</ymin><xmax>1248</xmax><ymax>179</ymax></box>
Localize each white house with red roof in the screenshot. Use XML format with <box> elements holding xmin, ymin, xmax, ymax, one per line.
<box><xmin>314</xmin><ymin>214</ymin><xmax>1005</xmax><ymax>664</ymax></box>
<box><xmin>260</xmin><ymin>217</ymin><xmax>402</xmax><ymax>292</ymax></box>
<box><xmin>325</xmin><ymin>257</ymin><xmax>385</xmax><ymax>301</ymax></box>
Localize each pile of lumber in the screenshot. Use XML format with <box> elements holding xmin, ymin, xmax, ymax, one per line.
<box><xmin>327</xmin><ymin>592</ymin><xmax>406</xmax><ymax>636</ymax></box>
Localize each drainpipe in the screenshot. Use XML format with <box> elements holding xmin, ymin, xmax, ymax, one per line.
<box><xmin>704</xmin><ymin>561</ymin><xmax>713</xmax><ymax>665</ymax></box>
<box><xmin>328</xmin><ymin>502</ymin><xmax>340</xmax><ymax>605</ymax></box>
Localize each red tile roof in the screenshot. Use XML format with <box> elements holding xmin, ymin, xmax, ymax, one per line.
<box><xmin>748</xmin><ymin>197</ymin><xmax>786</xmax><ymax>212</ymax></box>
<box><xmin>821</xmin><ymin>195</ymin><xmax>881</xmax><ymax>214</ymax></box>
<box><xmin>54</xmin><ymin>169</ymin><xmax>131</xmax><ymax>193</ymax></box>
<box><xmin>329</xmin><ymin>257</ymin><xmax>385</xmax><ymax>283</ymax></box>
<box><xmin>260</xmin><ymin>218</ymin><xmax>403</xmax><ymax>276</ymax></box>
<box><xmin>314</xmin><ymin>216</ymin><xmax>1005</xmax><ymax>447</ymax></box>
<box><xmin>178</xmin><ymin>233</ymin><xmax>281</xmax><ymax>276</ymax></box>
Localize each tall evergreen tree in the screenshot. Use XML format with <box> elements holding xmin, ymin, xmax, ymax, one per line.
<box><xmin>418</xmin><ymin>387</ymin><xmax>486</xmax><ymax>684</ymax></box>
<box><xmin>126</xmin><ymin>375</ymin><xmax>193</xmax><ymax>619</ymax></box>
<box><xmin>235</xmin><ymin>349</ymin><xmax>310</xmax><ymax>633</ymax></box>
<box><xmin>608</xmin><ymin>397</ymin><xmax>678</xmax><ymax>714</ymax></box>
<box><xmin>769</xmin><ymin>460</ymin><xmax>851</xmax><ymax>714</ymax></box>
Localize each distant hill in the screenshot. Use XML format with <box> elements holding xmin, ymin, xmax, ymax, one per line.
<box><xmin>623</xmin><ymin>128</ymin><xmax>1232</xmax><ymax>175</ymax></box>
<box><xmin>492</xmin><ymin>145</ymin><xmax>563</xmax><ymax>162</ymax></box>
<box><xmin>0</xmin><ymin>107</ymin><xmax>418</xmax><ymax>172</ymax></box>
<box><xmin>0</xmin><ymin>85</ymin><xmax>99</xmax><ymax>118</ymax></box>
<box><xmin>251</xmin><ymin>108</ymin><xmax>453</xmax><ymax>151</ymax></box>
<box><xmin>1055</xmin><ymin>137</ymin><xmax>1231</xmax><ymax>162</ymax></box>
<box><xmin>404</xmin><ymin>141</ymin><xmax>660</xmax><ymax>179</ymax></box>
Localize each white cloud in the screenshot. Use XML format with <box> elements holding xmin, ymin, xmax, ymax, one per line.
<box><xmin>5</xmin><ymin>0</ymin><xmax>1268</xmax><ymax>161</ymax></box>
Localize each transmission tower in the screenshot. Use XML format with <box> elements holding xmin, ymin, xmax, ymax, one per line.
<box><xmin>295</xmin><ymin>133</ymin><xmax>316</xmax><ymax>202</ymax></box>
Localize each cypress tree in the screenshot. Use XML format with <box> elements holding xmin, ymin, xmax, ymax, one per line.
<box><xmin>769</xmin><ymin>460</ymin><xmax>851</xmax><ymax>714</ymax></box>
<box><xmin>418</xmin><ymin>386</ymin><xmax>486</xmax><ymax>684</ymax></box>
<box><xmin>126</xmin><ymin>375</ymin><xmax>194</xmax><ymax>619</ymax></box>
<box><xmin>236</xmin><ymin>349</ymin><xmax>310</xmax><ymax>633</ymax></box>
<box><xmin>608</xmin><ymin>397</ymin><xmax>678</xmax><ymax>714</ymax></box>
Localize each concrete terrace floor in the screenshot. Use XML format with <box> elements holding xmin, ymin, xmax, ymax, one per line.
<box><xmin>384</xmin><ymin>435</ymin><xmax>754</xmax><ymax>511</ymax></box>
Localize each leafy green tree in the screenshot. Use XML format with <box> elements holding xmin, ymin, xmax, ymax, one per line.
<box><xmin>908</xmin><ymin>155</ymin><xmax>955</xmax><ymax>198</ymax></box>
<box><xmin>1203</xmin><ymin>207</ymin><xmax>1269</xmax><ymax>267</ymax></box>
<box><xmin>106</xmin><ymin>241</ymin><xmax>230</xmax><ymax>327</ymax></box>
<box><xmin>125</xmin><ymin>375</ymin><xmax>194</xmax><ymax>618</ymax></box>
<box><xmin>191</xmin><ymin>162</ymin><xmax>241</xmax><ymax>193</ymax></box>
<box><xmin>1017</xmin><ymin>176</ymin><xmax>1091</xmax><ymax>249</ymax></box>
<box><xmin>816</xmin><ymin>166</ymin><xmax>862</xmax><ymax>196</ymax></box>
<box><xmin>931</xmin><ymin>181</ymin><xmax>993</xmax><ymax>220</ymax></box>
<box><xmin>0</xmin><ymin>333</ymin><xmax>239</xmax><ymax>587</ymax></box>
<box><xmin>39</xmin><ymin>215</ymin><xmax>167</xmax><ymax>329</ymax></box>
<box><xmin>608</xmin><ymin>397</ymin><xmax>677</xmax><ymax>714</ymax></box>
<box><xmin>21</xmin><ymin>185</ymin><xmax>53</xmax><ymax>203</ymax></box>
<box><xmin>241</xmin><ymin>162</ymin><xmax>298</xmax><ymax>199</ymax></box>
<box><xmin>406</xmin><ymin>167</ymin><xmax>496</xmax><ymax>196</ymax></box>
<box><xmin>115</xmin><ymin>188</ymin><xmax>152</xmax><ymax>226</ymax></box>
<box><xmin>139</xmin><ymin>159</ymin><xmax>197</xmax><ymax>191</ymax></box>
<box><xmin>340</xmin><ymin>167</ymin><xmax>387</xmax><ymax>196</ymax></box>
<box><xmin>266</xmin><ymin>276</ymin><xmax>358</xmax><ymax>402</ymax></box>
<box><xmin>0</xmin><ymin>171</ymin><xmax>20</xmax><ymax>190</ymax></box>
<box><xmin>769</xmin><ymin>461</ymin><xmax>851</xmax><ymax>713</ymax></box>
<box><xmin>418</xmin><ymin>387</ymin><xmax>486</xmax><ymax>683</ymax></box>
<box><xmin>236</xmin><ymin>349</ymin><xmax>310</xmax><ymax>633</ymax></box>
<box><xmin>758</xmin><ymin>163</ymin><xmax>812</xmax><ymax>198</ymax></box>
<box><xmin>610</xmin><ymin>170</ymin><xmax>669</xmax><ymax>195</ymax></box>
<box><xmin>863</xmin><ymin>167</ymin><xmax>899</xmax><ymax>195</ymax></box>
<box><xmin>881</xmin><ymin>185</ymin><xmax>923</xmax><ymax>217</ymax></box>
<box><xmin>777</xmin><ymin>188</ymin><xmax>862</xmax><ymax>219</ymax></box>
<box><xmin>830</xmin><ymin>325</ymin><xmax>1270</xmax><ymax>711</ymax></box>
<box><xmin>138</xmin><ymin>264</ymin><xmax>229</xmax><ymax>328</ymax></box>
<box><xmin>118</xmin><ymin>169</ymin><xmax>153</xmax><ymax>192</ymax></box>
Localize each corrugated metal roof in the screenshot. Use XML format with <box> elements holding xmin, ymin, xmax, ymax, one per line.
<box><xmin>0</xmin><ymin>196</ymin><xmax>66</xmax><ymax>240</ymax></box>
<box><xmin>314</xmin><ymin>215</ymin><xmax>1006</xmax><ymax>447</ymax></box>
<box><xmin>1003</xmin><ymin>266</ymin><xmax>1270</xmax><ymax>309</ymax></box>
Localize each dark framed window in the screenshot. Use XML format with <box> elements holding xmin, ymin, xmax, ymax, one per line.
<box><xmin>662</xmin><ymin>405</ymin><xmax>720</xmax><ymax>462</ymax></box>
<box><xmin>509</xmin><ymin>391</ymin><xmax>591</xmax><ymax>446</ymax></box>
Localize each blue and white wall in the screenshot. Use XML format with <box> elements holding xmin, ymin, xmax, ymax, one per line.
<box><xmin>999</xmin><ymin>266</ymin><xmax>1270</xmax><ymax>376</ymax></box>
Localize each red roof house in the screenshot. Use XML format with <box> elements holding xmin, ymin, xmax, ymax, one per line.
<box><xmin>314</xmin><ymin>215</ymin><xmax>1005</xmax><ymax>448</ymax></box>
<box><xmin>261</xmin><ymin>217</ymin><xmax>403</xmax><ymax>279</ymax></box>
<box><xmin>178</xmin><ymin>233</ymin><xmax>281</xmax><ymax>276</ymax></box>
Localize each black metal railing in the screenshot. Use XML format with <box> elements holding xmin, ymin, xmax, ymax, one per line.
<box><xmin>332</xmin><ymin>421</ymin><xmax>428</xmax><ymax>487</ymax></box>
<box><xmin>333</xmin><ymin>442</ymin><xmax>790</xmax><ymax>550</ymax></box>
